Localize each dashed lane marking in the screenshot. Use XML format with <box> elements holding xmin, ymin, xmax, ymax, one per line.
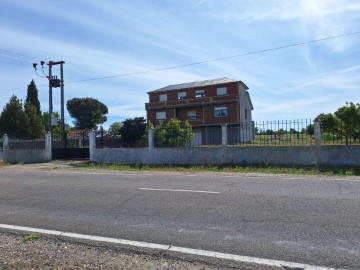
<box><xmin>139</xmin><ymin>188</ymin><xmax>220</xmax><ymax>194</ymax></box>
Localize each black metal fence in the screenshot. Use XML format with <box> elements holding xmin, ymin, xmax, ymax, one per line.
<box><xmin>318</xmin><ymin>119</ymin><xmax>360</xmax><ymax>145</ymax></box>
<box><xmin>251</xmin><ymin>119</ymin><xmax>314</xmax><ymax>146</ymax></box>
<box><xmin>7</xmin><ymin>119</ymin><xmax>354</xmax><ymax>151</ymax></box>
<box><xmin>190</xmin><ymin>120</ymin><xmax>314</xmax><ymax>147</ymax></box>
<box><xmin>52</xmin><ymin>130</ymin><xmax>89</xmax><ymax>149</ymax></box>
<box><xmin>7</xmin><ymin>139</ymin><xmax>45</xmax><ymax>150</ymax></box>
<box><xmin>95</xmin><ymin>130</ymin><xmax>148</xmax><ymax>148</ymax></box>
<box><xmin>320</xmin><ymin>131</ymin><xmax>360</xmax><ymax>145</ymax></box>
<box><xmin>93</xmin><ymin>119</ymin><xmax>360</xmax><ymax>148</ymax></box>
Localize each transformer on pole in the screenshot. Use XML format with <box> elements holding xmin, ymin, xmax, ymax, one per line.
<box><xmin>33</xmin><ymin>60</ymin><xmax>65</xmax><ymax>147</ymax></box>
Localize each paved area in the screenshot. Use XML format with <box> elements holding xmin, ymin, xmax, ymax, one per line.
<box><xmin>1</xmin><ymin>161</ymin><xmax>359</xmax><ymax>269</ymax></box>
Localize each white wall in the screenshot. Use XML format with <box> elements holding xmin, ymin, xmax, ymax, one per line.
<box><xmin>238</xmin><ymin>83</ymin><xmax>254</xmax><ymax>142</ymax></box>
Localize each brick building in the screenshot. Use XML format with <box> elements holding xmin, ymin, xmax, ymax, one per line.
<box><xmin>145</xmin><ymin>77</ymin><xmax>254</xmax><ymax>145</ymax></box>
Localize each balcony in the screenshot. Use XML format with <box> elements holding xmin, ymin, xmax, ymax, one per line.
<box><xmin>145</xmin><ymin>94</ymin><xmax>239</xmax><ymax>110</ymax></box>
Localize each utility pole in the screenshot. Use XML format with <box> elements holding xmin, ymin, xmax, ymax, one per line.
<box><xmin>59</xmin><ymin>61</ymin><xmax>65</xmax><ymax>148</ymax></box>
<box><xmin>48</xmin><ymin>62</ymin><xmax>53</xmax><ymax>134</ymax></box>
<box><xmin>33</xmin><ymin>60</ymin><xmax>65</xmax><ymax>147</ymax></box>
<box><xmin>50</xmin><ymin>61</ymin><xmax>65</xmax><ymax>147</ymax></box>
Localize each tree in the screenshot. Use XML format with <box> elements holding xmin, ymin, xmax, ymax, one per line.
<box><xmin>67</xmin><ymin>98</ymin><xmax>108</xmax><ymax>129</ymax></box>
<box><xmin>305</xmin><ymin>124</ymin><xmax>314</xmax><ymax>136</ymax></box>
<box><xmin>25</xmin><ymin>80</ymin><xmax>41</xmax><ymax>116</ymax></box>
<box><xmin>119</xmin><ymin>117</ymin><xmax>146</xmax><ymax>146</ymax></box>
<box><xmin>24</xmin><ymin>101</ymin><xmax>45</xmax><ymax>139</ymax></box>
<box><xmin>334</xmin><ymin>102</ymin><xmax>360</xmax><ymax>145</ymax></box>
<box><xmin>315</xmin><ymin>113</ymin><xmax>336</xmax><ymax>133</ymax></box>
<box><xmin>0</xmin><ymin>95</ymin><xmax>28</xmax><ymax>138</ymax></box>
<box><xmin>108</xmin><ymin>122</ymin><xmax>122</xmax><ymax>136</ymax></box>
<box><xmin>151</xmin><ymin>118</ymin><xmax>193</xmax><ymax>147</ymax></box>
<box><xmin>42</xmin><ymin>112</ymin><xmax>54</xmax><ymax>132</ymax></box>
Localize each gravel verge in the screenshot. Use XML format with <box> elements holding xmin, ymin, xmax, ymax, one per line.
<box><xmin>0</xmin><ymin>230</ymin><xmax>281</xmax><ymax>270</ymax></box>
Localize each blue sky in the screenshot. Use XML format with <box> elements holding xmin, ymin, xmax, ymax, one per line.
<box><xmin>1</xmin><ymin>0</ymin><xmax>359</xmax><ymax>128</ymax></box>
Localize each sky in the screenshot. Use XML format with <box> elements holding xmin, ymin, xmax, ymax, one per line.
<box><xmin>0</xmin><ymin>0</ymin><xmax>359</xmax><ymax>128</ymax></box>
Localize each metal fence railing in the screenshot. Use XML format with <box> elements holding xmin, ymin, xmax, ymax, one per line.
<box><xmin>251</xmin><ymin>119</ymin><xmax>314</xmax><ymax>146</ymax></box>
<box><xmin>8</xmin><ymin>139</ymin><xmax>45</xmax><ymax>150</ymax></box>
<box><xmin>52</xmin><ymin>130</ymin><xmax>90</xmax><ymax>149</ymax></box>
<box><xmin>189</xmin><ymin>120</ymin><xmax>314</xmax><ymax>147</ymax></box>
<box><xmin>5</xmin><ymin>118</ymin><xmax>356</xmax><ymax>150</ymax></box>
<box><xmin>318</xmin><ymin>118</ymin><xmax>360</xmax><ymax>145</ymax></box>
<box><xmin>94</xmin><ymin>119</ymin><xmax>360</xmax><ymax>148</ymax></box>
<box><xmin>320</xmin><ymin>132</ymin><xmax>360</xmax><ymax>145</ymax></box>
<box><xmin>95</xmin><ymin>130</ymin><xmax>148</xmax><ymax>148</ymax></box>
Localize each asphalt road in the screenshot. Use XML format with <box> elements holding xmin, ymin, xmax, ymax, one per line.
<box><xmin>0</xmin><ymin>165</ymin><xmax>360</xmax><ymax>269</ymax></box>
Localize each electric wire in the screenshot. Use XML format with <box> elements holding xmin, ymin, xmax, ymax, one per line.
<box><xmin>0</xmin><ymin>30</ymin><xmax>359</xmax><ymax>92</ymax></box>
<box><xmin>0</xmin><ymin>49</ymin><xmax>35</xmax><ymax>60</ymax></box>
<box><xmin>66</xmin><ymin>31</ymin><xmax>360</xmax><ymax>84</ymax></box>
<box><xmin>0</xmin><ymin>56</ymin><xmax>33</xmax><ymax>65</ymax></box>
<box><xmin>0</xmin><ymin>49</ymin><xmax>36</xmax><ymax>64</ymax></box>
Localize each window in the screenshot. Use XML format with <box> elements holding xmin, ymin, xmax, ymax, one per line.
<box><xmin>178</xmin><ymin>92</ymin><xmax>186</xmax><ymax>100</ymax></box>
<box><xmin>214</xmin><ymin>107</ymin><xmax>227</xmax><ymax>117</ymax></box>
<box><xmin>245</xmin><ymin>109</ymin><xmax>247</xmax><ymax>120</ymax></box>
<box><xmin>216</xmin><ymin>87</ymin><xmax>227</xmax><ymax>96</ymax></box>
<box><xmin>159</xmin><ymin>94</ymin><xmax>167</xmax><ymax>102</ymax></box>
<box><xmin>187</xmin><ymin>111</ymin><xmax>196</xmax><ymax>120</ymax></box>
<box><xmin>195</xmin><ymin>90</ymin><xmax>205</xmax><ymax>98</ymax></box>
<box><xmin>156</xmin><ymin>111</ymin><xmax>166</xmax><ymax>121</ymax></box>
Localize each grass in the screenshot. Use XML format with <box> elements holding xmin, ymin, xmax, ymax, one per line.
<box><xmin>22</xmin><ymin>234</ymin><xmax>39</xmax><ymax>243</ymax></box>
<box><xmin>73</xmin><ymin>161</ymin><xmax>360</xmax><ymax>176</ymax></box>
<box><xmin>1</xmin><ymin>158</ymin><xmax>358</xmax><ymax>176</ymax></box>
<box><xmin>251</xmin><ymin>133</ymin><xmax>314</xmax><ymax>146</ymax></box>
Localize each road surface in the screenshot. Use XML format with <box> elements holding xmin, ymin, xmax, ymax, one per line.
<box><xmin>0</xmin><ymin>164</ymin><xmax>359</xmax><ymax>269</ymax></box>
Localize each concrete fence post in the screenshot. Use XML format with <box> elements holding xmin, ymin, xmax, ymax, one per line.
<box><xmin>89</xmin><ymin>131</ymin><xmax>96</xmax><ymax>161</ymax></box>
<box><xmin>79</xmin><ymin>137</ymin><xmax>82</xmax><ymax>148</ymax></box>
<box><xmin>222</xmin><ymin>123</ymin><xmax>228</xmax><ymax>146</ymax></box>
<box><xmin>3</xmin><ymin>134</ymin><xmax>8</xmax><ymax>161</ymax></box>
<box><xmin>148</xmin><ymin>128</ymin><xmax>154</xmax><ymax>148</ymax></box>
<box><xmin>3</xmin><ymin>134</ymin><xmax>8</xmax><ymax>149</ymax></box>
<box><xmin>313</xmin><ymin>119</ymin><xmax>321</xmax><ymax>166</ymax></box>
<box><xmin>45</xmin><ymin>132</ymin><xmax>52</xmax><ymax>161</ymax></box>
<box><xmin>314</xmin><ymin>120</ymin><xmax>321</xmax><ymax>148</ymax></box>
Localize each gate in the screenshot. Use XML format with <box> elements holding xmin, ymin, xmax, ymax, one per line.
<box><xmin>52</xmin><ymin>130</ymin><xmax>89</xmax><ymax>159</ymax></box>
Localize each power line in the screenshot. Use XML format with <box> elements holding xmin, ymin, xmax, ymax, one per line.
<box><xmin>0</xmin><ymin>49</ymin><xmax>36</xmax><ymax>65</ymax></box>
<box><xmin>0</xmin><ymin>56</ymin><xmax>33</xmax><ymax>65</ymax></box>
<box><xmin>0</xmin><ymin>30</ymin><xmax>359</xmax><ymax>92</ymax></box>
<box><xmin>0</xmin><ymin>49</ymin><xmax>36</xmax><ymax>61</ymax></box>
<box><xmin>66</xmin><ymin>31</ymin><xmax>360</xmax><ymax>84</ymax></box>
<box><xmin>0</xmin><ymin>83</ymin><xmax>48</xmax><ymax>93</ymax></box>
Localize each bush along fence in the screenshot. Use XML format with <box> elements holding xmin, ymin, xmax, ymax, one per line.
<box><xmin>89</xmin><ymin>120</ymin><xmax>360</xmax><ymax>167</ymax></box>
<box><xmin>2</xmin><ymin>133</ymin><xmax>52</xmax><ymax>163</ymax></box>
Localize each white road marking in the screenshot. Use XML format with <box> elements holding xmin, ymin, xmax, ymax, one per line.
<box><xmin>280</xmin><ymin>177</ymin><xmax>360</xmax><ymax>182</ymax></box>
<box><xmin>0</xmin><ymin>223</ymin><xmax>341</xmax><ymax>270</ymax></box>
<box><xmin>139</xmin><ymin>188</ymin><xmax>220</xmax><ymax>194</ymax></box>
<box><xmin>331</xmin><ymin>178</ymin><xmax>360</xmax><ymax>182</ymax></box>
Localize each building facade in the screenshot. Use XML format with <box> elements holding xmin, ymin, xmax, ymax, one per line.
<box><xmin>145</xmin><ymin>77</ymin><xmax>254</xmax><ymax>145</ymax></box>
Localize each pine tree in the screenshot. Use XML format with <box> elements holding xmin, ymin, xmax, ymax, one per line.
<box><xmin>26</xmin><ymin>79</ymin><xmax>41</xmax><ymax>116</ymax></box>
<box><xmin>0</xmin><ymin>95</ymin><xmax>28</xmax><ymax>138</ymax></box>
<box><xmin>67</xmin><ymin>97</ymin><xmax>108</xmax><ymax>129</ymax></box>
<box><xmin>24</xmin><ymin>102</ymin><xmax>45</xmax><ymax>139</ymax></box>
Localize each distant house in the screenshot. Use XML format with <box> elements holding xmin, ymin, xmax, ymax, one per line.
<box><xmin>145</xmin><ymin>77</ymin><xmax>254</xmax><ymax>145</ymax></box>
